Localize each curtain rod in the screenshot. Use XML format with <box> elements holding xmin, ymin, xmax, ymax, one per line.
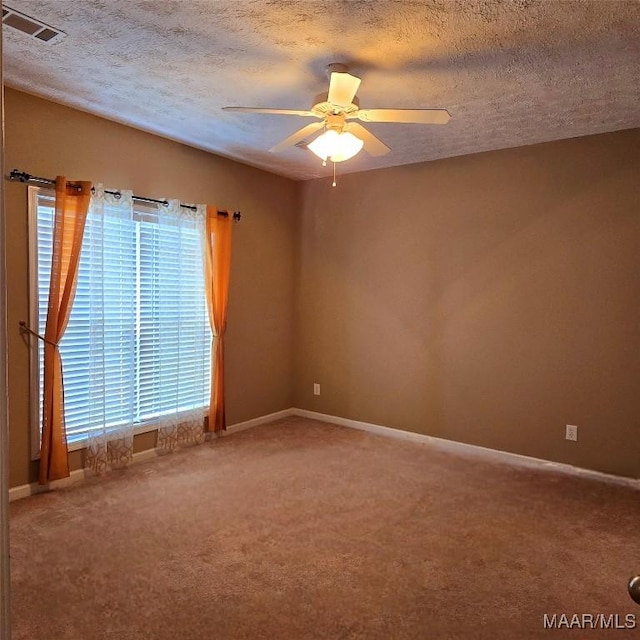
<box><xmin>6</xmin><ymin>169</ymin><xmax>242</xmax><ymax>221</ymax></box>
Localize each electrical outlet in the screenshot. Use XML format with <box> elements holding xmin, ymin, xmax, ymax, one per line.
<box><xmin>313</xmin><ymin>383</ymin><xmax>321</xmax><ymax>396</ymax></box>
<box><xmin>565</xmin><ymin>425</ymin><xmax>578</xmax><ymax>442</ymax></box>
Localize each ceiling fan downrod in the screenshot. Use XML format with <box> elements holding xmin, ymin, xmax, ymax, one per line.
<box><xmin>325</xmin><ymin>62</ymin><xmax>349</xmax><ymax>78</ymax></box>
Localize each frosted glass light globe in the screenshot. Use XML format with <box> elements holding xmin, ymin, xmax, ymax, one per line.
<box><xmin>308</xmin><ymin>130</ymin><xmax>364</xmax><ymax>163</ymax></box>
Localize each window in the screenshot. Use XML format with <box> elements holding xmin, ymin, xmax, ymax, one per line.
<box><xmin>29</xmin><ymin>187</ymin><xmax>211</xmax><ymax>456</ymax></box>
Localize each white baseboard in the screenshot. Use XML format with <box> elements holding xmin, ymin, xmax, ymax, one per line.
<box><xmin>8</xmin><ymin>409</ymin><xmax>297</xmax><ymax>502</ymax></box>
<box><xmin>292</xmin><ymin>408</ymin><xmax>640</xmax><ymax>490</ymax></box>
<box><xmin>225</xmin><ymin>408</ymin><xmax>296</xmax><ymax>435</ymax></box>
<box><xmin>10</xmin><ymin>406</ymin><xmax>637</xmax><ymax>501</ymax></box>
<box><xmin>9</xmin><ymin>447</ymin><xmax>159</xmax><ymax>502</ymax></box>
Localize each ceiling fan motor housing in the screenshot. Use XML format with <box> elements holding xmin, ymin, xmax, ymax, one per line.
<box><xmin>311</xmin><ymin>93</ymin><xmax>360</xmax><ymax>117</ymax></box>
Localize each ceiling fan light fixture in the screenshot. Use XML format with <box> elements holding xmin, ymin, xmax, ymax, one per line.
<box><xmin>308</xmin><ymin>130</ymin><xmax>363</xmax><ymax>163</ymax></box>
<box><xmin>225</xmin><ymin>63</ymin><xmax>451</xmax><ymax>165</ymax></box>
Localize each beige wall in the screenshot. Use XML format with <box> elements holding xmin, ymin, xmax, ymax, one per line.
<box><xmin>5</xmin><ymin>88</ymin><xmax>298</xmax><ymax>487</ymax></box>
<box><xmin>5</xmin><ymin>87</ymin><xmax>638</xmax><ymax>486</ymax></box>
<box><xmin>294</xmin><ymin>129</ymin><xmax>640</xmax><ymax>478</ymax></box>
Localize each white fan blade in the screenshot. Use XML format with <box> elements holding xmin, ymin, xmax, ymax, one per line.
<box><xmin>352</xmin><ymin>108</ymin><xmax>451</xmax><ymax>124</ymax></box>
<box><xmin>223</xmin><ymin>107</ymin><xmax>317</xmax><ymax>117</ymax></box>
<box><xmin>270</xmin><ymin>122</ymin><xmax>325</xmax><ymax>153</ymax></box>
<box><xmin>347</xmin><ymin>123</ymin><xmax>390</xmax><ymax>157</ymax></box>
<box><xmin>327</xmin><ymin>72</ymin><xmax>361</xmax><ymax>107</ymax></box>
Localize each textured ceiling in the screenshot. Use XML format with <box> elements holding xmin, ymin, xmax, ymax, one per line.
<box><xmin>3</xmin><ymin>0</ymin><xmax>639</xmax><ymax>180</ymax></box>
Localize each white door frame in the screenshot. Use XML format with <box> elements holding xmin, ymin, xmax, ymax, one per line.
<box><xmin>0</xmin><ymin>11</ymin><xmax>13</xmax><ymax>637</ymax></box>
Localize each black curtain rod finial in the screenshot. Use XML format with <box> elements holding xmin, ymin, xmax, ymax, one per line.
<box><xmin>9</xmin><ymin>169</ymin><xmax>32</xmax><ymax>183</ymax></box>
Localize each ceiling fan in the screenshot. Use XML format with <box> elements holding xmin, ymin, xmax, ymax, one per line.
<box><xmin>223</xmin><ymin>63</ymin><xmax>450</xmax><ymax>165</ymax></box>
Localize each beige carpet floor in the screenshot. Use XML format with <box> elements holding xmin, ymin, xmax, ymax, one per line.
<box><xmin>9</xmin><ymin>417</ymin><xmax>640</xmax><ymax>639</ymax></box>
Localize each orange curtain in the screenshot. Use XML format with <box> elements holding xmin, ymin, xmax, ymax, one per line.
<box><xmin>39</xmin><ymin>177</ymin><xmax>92</xmax><ymax>484</ymax></box>
<box><xmin>203</xmin><ymin>206</ymin><xmax>233</xmax><ymax>432</ymax></box>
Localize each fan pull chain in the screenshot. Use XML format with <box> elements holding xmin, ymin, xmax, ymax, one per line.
<box><xmin>332</xmin><ymin>162</ymin><xmax>337</xmax><ymax>187</ymax></box>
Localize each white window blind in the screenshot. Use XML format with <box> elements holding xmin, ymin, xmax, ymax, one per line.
<box><xmin>31</xmin><ymin>188</ymin><xmax>211</xmax><ymax>449</ymax></box>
